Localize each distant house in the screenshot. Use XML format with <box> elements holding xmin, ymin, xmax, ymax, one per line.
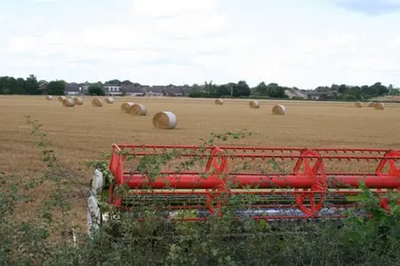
<box><xmin>103</xmin><ymin>85</ymin><xmax>122</xmax><ymax>96</ymax></box>
<box><xmin>65</xmin><ymin>83</ymin><xmax>81</xmax><ymax>96</ymax></box>
<box><xmin>306</xmin><ymin>91</ymin><xmax>336</xmax><ymax>100</ymax></box>
<box><xmin>164</xmin><ymin>85</ymin><xmax>191</xmax><ymax>97</ymax></box>
<box><xmin>80</xmin><ymin>82</ymin><xmax>90</xmax><ymax>94</ymax></box>
<box><xmin>181</xmin><ymin>85</ymin><xmax>191</xmax><ymax>96</ymax></box>
<box><xmin>81</xmin><ymin>85</ymin><xmax>89</xmax><ymax>94</ymax></box>
<box><xmin>141</xmin><ymin>85</ymin><xmax>150</xmax><ymax>94</ymax></box>
<box><xmin>164</xmin><ymin>86</ymin><xmax>183</xmax><ymax>96</ymax></box>
<box><xmin>121</xmin><ymin>84</ymin><xmax>146</xmax><ymax>96</ymax></box>
<box><xmin>284</xmin><ymin>88</ymin><xmax>306</xmax><ymax>99</ymax></box>
<box><xmin>38</xmin><ymin>80</ymin><xmax>48</xmax><ymax>94</ymax></box>
<box><xmin>146</xmin><ymin>85</ymin><xmax>165</xmax><ymax>96</ymax></box>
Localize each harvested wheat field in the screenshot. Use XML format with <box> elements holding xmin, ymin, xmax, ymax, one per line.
<box><xmin>1</xmin><ymin>95</ymin><xmax>400</xmax><ymax>231</ymax></box>
<box><xmin>2</xmin><ymin>95</ymin><xmax>400</xmax><ymax>172</ymax></box>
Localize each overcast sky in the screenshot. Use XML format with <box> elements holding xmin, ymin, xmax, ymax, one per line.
<box><xmin>1</xmin><ymin>0</ymin><xmax>400</xmax><ymax>89</ymax></box>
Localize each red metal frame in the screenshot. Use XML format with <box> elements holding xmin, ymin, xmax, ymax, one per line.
<box><xmin>107</xmin><ymin>144</ymin><xmax>400</xmax><ymax>220</ymax></box>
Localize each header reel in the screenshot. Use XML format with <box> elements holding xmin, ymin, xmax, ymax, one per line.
<box><xmin>87</xmin><ymin>144</ymin><xmax>400</xmax><ymax>234</ymax></box>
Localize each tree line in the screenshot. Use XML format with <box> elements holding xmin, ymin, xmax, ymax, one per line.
<box><xmin>0</xmin><ymin>75</ymin><xmax>396</xmax><ymax>100</ymax></box>
<box><xmin>313</xmin><ymin>82</ymin><xmax>395</xmax><ymax>101</ymax></box>
<box><xmin>190</xmin><ymin>81</ymin><xmax>396</xmax><ymax>100</ymax></box>
<box><xmin>0</xmin><ymin>75</ymin><xmax>41</xmax><ymax>95</ymax></box>
<box><xmin>189</xmin><ymin>81</ymin><xmax>289</xmax><ymax>98</ymax></box>
<box><xmin>0</xmin><ymin>75</ymin><xmax>108</xmax><ymax>96</ymax></box>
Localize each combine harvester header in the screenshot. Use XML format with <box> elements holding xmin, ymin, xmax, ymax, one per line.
<box><xmin>88</xmin><ymin>144</ymin><xmax>400</xmax><ymax>232</ymax></box>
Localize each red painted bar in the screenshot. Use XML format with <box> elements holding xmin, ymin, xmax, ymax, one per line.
<box><xmin>118</xmin><ymin>152</ymin><xmax>398</xmax><ymax>160</ymax></box>
<box><xmin>114</xmin><ymin>144</ymin><xmax>393</xmax><ymax>153</ymax></box>
<box><xmin>124</xmin><ymin>174</ymin><xmax>400</xmax><ymax>189</ymax></box>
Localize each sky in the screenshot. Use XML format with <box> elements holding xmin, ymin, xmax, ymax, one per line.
<box><xmin>1</xmin><ymin>0</ymin><xmax>400</xmax><ymax>90</ymax></box>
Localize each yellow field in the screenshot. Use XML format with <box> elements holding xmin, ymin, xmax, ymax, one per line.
<box><xmin>1</xmin><ymin>95</ymin><xmax>400</xmax><ymax>227</ymax></box>
<box><xmin>1</xmin><ymin>95</ymin><xmax>400</xmax><ymax>174</ymax></box>
<box><xmin>371</xmin><ymin>95</ymin><xmax>400</xmax><ymax>102</ymax></box>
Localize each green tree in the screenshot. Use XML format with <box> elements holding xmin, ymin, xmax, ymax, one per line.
<box><xmin>0</xmin><ymin>76</ymin><xmax>26</xmax><ymax>94</ymax></box>
<box><xmin>330</xmin><ymin>84</ymin><xmax>339</xmax><ymax>91</ymax></box>
<box><xmin>216</xmin><ymin>84</ymin><xmax>232</xmax><ymax>97</ymax></box>
<box><xmin>315</xmin><ymin>86</ymin><xmax>330</xmax><ymax>92</ymax></box>
<box><xmin>0</xmin><ymin>77</ymin><xmax>5</xmax><ymax>94</ymax></box>
<box><xmin>105</xmin><ymin>79</ymin><xmax>121</xmax><ymax>86</ymax></box>
<box><xmin>338</xmin><ymin>84</ymin><xmax>348</xmax><ymax>94</ymax></box>
<box><xmin>266</xmin><ymin>83</ymin><xmax>285</xmax><ymax>98</ymax></box>
<box><xmin>190</xmin><ymin>83</ymin><xmax>202</xmax><ymax>93</ymax></box>
<box><xmin>189</xmin><ymin>83</ymin><xmax>206</xmax><ymax>97</ymax></box>
<box><xmin>121</xmin><ymin>80</ymin><xmax>133</xmax><ymax>85</ymax></box>
<box><xmin>46</xmin><ymin>81</ymin><xmax>66</xmax><ymax>95</ymax></box>
<box><xmin>349</xmin><ymin>86</ymin><xmax>362</xmax><ymax>100</ymax></box>
<box><xmin>225</xmin><ymin>82</ymin><xmax>236</xmax><ymax>97</ymax></box>
<box><xmin>371</xmin><ymin>82</ymin><xmax>389</xmax><ymax>96</ymax></box>
<box><xmin>361</xmin><ymin>85</ymin><xmax>370</xmax><ymax>95</ymax></box>
<box><xmin>235</xmin><ymin>80</ymin><xmax>251</xmax><ymax>97</ymax></box>
<box><xmin>389</xmin><ymin>87</ymin><xmax>400</xmax><ymax>95</ymax></box>
<box><xmin>24</xmin><ymin>74</ymin><xmax>39</xmax><ymax>95</ymax></box>
<box><xmin>89</xmin><ymin>84</ymin><xmax>105</xmax><ymax>96</ymax></box>
<box><xmin>357</xmin><ymin>82</ymin><xmax>387</xmax><ymax>99</ymax></box>
<box><xmin>204</xmin><ymin>81</ymin><xmax>218</xmax><ymax>96</ymax></box>
<box><xmin>252</xmin><ymin>81</ymin><xmax>268</xmax><ymax>96</ymax></box>
<box><xmin>15</xmin><ymin>78</ymin><xmax>27</xmax><ymax>94</ymax></box>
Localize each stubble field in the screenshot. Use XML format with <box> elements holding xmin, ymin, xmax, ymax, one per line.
<box><xmin>1</xmin><ymin>95</ymin><xmax>400</xmax><ymax>228</ymax></box>
<box><xmin>1</xmin><ymin>95</ymin><xmax>400</xmax><ymax>174</ymax></box>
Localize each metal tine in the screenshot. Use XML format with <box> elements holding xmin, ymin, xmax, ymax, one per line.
<box><xmin>110</xmin><ymin>144</ymin><xmax>400</xmax><ymax>220</ymax></box>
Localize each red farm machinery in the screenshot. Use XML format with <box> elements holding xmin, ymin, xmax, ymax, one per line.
<box><xmin>87</xmin><ymin>144</ymin><xmax>400</xmax><ymax>234</ymax></box>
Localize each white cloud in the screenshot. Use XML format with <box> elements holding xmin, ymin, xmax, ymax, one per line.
<box><xmin>300</xmin><ymin>32</ymin><xmax>359</xmax><ymax>53</ymax></box>
<box><xmin>20</xmin><ymin>17</ymin><xmax>44</xmax><ymax>28</ymax></box>
<box><xmin>33</xmin><ymin>0</ymin><xmax>58</xmax><ymax>2</ymax></box>
<box><xmin>331</xmin><ymin>0</ymin><xmax>400</xmax><ymax>15</ymax></box>
<box><xmin>6</xmin><ymin>0</ymin><xmax>234</xmax><ymax>81</ymax></box>
<box><xmin>3</xmin><ymin>0</ymin><xmax>400</xmax><ymax>88</ymax></box>
<box><xmin>130</xmin><ymin>0</ymin><xmax>219</xmax><ymax>18</ymax></box>
<box><xmin>393</xmin><ymin>36</ymin><xmax>400</xmax><ymax>46</ymax></box>
<box><xmin>0</xmin><ymin>14</ymin><xmax>7</xmax><ymax>26</ymax></box>
<box><xmin>336</xmin><ymin>0</ymin><xmax>400</xmax><ymax>4</ymax></box>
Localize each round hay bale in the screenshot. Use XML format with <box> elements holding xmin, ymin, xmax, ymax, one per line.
<box><xmin>74</xmin><ymin>97</ymin><xmax>83</xmax><ymax>105</ymax></box>
<box><xmin>368</xmin><ymin>102</ymin><xmax>376</xmax><ymax>107</ymax></box>
<box><xmin>374</xmin><ymin>102</ymin><xmax>384</xmax><ymax>110</ymax></box>
<box><xmin>46</xmin><ymin>95</ymin><xmax>53</xmax><ymax>100</ymax></box>
<box><xmin>355</xmin><ymin>101</ymin><xmax>362</xmax><ymax>108</ymax></box>
<box><xmin>62</xmin><ymin>98</ymin><xmax>75</xmax><ymax>107</ymax></box>
<box><xmin>105</xmin><ymin>97</ymin><xmax>114</xmax><ymax>104</ymax></box>
<box><xmin>58</xmin><ymin>96</ymin><xmax>66</xmax><ymax>102</ymax></box>
<box><xmin>121</xmin><ymin>102</ymin><xmax>134</xmax><ymax>113</ymax></box>
<box><xmin>153</xmin><ymin>111</ymin><xmax>177</xmax><ymax>129</ymax></box>
<box><xmin>272</xmin><ymin>104</ymin><xmax>286</xmax><ymax>115</ymax></box>
<box><xmin>215</xmin><ymin>99</ymin><xmax>224</xmax><ymax>105</ymax></box>
<box><xmin>249</xmin><ymin>100</ymin><xmax>260</xmax><ymax>109</ymax></box>
<box><xmin>130</xmin><ymin>103</ymin><xmax>147</xmax><ymax>116</ymax></box>
<box><xmin>92</xmin><ymin>98</ymin><xmax>103</xmax><ymax>107</ymax></box>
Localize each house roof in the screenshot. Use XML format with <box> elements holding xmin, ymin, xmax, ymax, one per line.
<box><xmin>307</xmin><ymin>91</ymin><xmax>333</xmax><ymax>96</ymax></box>
<box><xmin>65</xmin><ymin>83</ymin><xmax>81</xmax><ymax>92</ymax></box>
<box><xmin>285</xmin><ymin>88</ymin><xmax>306</xmax><ymax>98</ymax></box>
<box><xmin>104</xmin><ymin>84</ymin><xmax>121</xmax><ymax>87</ymax></box>
<box><xmin>181</xmin><ymin>86</ymin><xmax>191</xmax><ymax>93</ymax></box>
<box><xmin>165</xmin><ymin>86</ymin><xmax>184</xmax><ymax>94</ymax></box>
<box><xmin>148</xmin><ymin>86</ymin><xmax>165</xmax><ymax>93</ymax></box>
<box><xmin>121</xmin><ymin>84</ymin><xmax>145</xmax><ymax>93</ymax></box>
<box><xmin>38</xmin><ymin>81</ymin><xmax>48</xmax><ymax>91</ymax></box>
